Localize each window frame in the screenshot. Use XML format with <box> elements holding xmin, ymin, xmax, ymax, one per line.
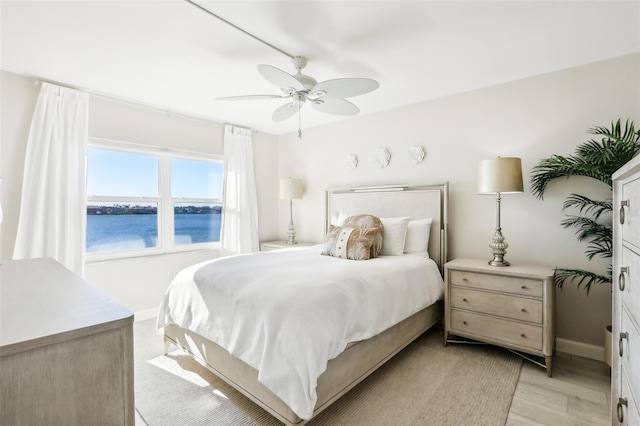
<box><xmin>86</xmin><ymin>138</ymin><xmax>223</xmax><ymax>262</ymax></box>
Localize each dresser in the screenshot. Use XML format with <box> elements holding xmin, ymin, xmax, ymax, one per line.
<box><xmin>260</xmin><ymin>240</ymin><xmax>315</xmax><ymax>251</ymax></box>
<box><xmin>612</xmin><ymin>155</ymin><xmax>640</xmax><ymax>425</ymax></box>
<box><xmin>0</xmin><ymin>258</ymin><xmax>135</xmax><ymax>425</ymax></box>
<box><xmin>444</xmin><ymin>258</ymin><xmax>555</xmax><ymax>376</ymax></box>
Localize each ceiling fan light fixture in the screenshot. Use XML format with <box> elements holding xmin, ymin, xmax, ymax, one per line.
<box><xmin>308</xmin><ymin>90</ymin><xmax>326</xmax><ymax>100</ymax></box>
<box><xmin>281</xmin><ymin>87</ymin><xmax>297</xmax><ymax>96</ymax></box>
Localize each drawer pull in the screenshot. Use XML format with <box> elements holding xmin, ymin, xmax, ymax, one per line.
<box><xmin>521</xmin><ymin>333</ymin><xmax>526</xmax><ymax>338</ymax></box>
<box><xmin>619</xmin><ymin>266</ymin><xmax>628</xmax><ymax>292</ymax></box>
<box><xmin>463</xmin><ymin>321</ymin><xmax>468</xmax><ymax>325</ymax></box>
<box><xmin>521</xmin><ymin>308</ymin><xmax>527</xmax><ymax>312</ymax></box>
<box><xmin>521</xmin><ymin>285</ymin><xmax>527</xmax><ymax>290</ymax></box>
<box><xmin>462</xmin><ymin>278</ymin><xmax>469</xmax><ymax>282</ymax></box>
<box><xmin>462</xmin><ymin>298</ymin><xmax>468</xmax><ymax>302</ymax></box>
<box><xmin>619</xmin><ymin>332</ymin><xmax>629</xmax><ymax>357</ymax></box>
<box><xmin>617</xmin><ymin>397</ymin><xmax>628</xmax><ymax>423</ymax></box>
<box><xmin>620</xmin><ymin>200</ymin><xmax>629</xmax><ymax>225</ymax></box>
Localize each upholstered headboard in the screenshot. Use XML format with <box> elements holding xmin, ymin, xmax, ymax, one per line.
<box><xmin>325</xmin><ymin>183</ymin><xmax>449</xmax><ymax>274</ymax></box>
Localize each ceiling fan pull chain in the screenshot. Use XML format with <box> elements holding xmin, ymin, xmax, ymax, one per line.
<box><xmin>298</xmin><ymin>104</ymin><xmax>303</xmax><ymax>140</ymax></box>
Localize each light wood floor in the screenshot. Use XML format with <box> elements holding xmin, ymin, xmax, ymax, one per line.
<box><xmin>507</xmin><ymin>353</ymin><xmax>611</xmax><ymax>425</ymax></box>
<box><xmin>135</xmin><ymin>336</ymin><xmax>611</xmax><ymax>425</ymax></box>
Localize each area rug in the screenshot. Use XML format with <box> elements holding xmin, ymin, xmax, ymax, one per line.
<box><xmin>134</xmin><ymin>320</ymin><xmax>522</xmax><ymax>426</ymax></box>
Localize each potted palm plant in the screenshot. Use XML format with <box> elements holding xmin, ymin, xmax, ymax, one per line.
<box><xmin>530</xmin><ymin>119</ymin><xmax>640</xmax><ymax>366</ymax></box>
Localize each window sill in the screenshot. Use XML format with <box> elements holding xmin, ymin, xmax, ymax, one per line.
<box><xmin>85</xmin><ymin>245</ymin><xmax>219</xmax><ymax>264</ymax></box>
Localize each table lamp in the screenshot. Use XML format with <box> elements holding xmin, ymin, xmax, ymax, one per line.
<box><xmin>477</xmin><ymin>157</ymin><xmax>524</xmax><ymax>266</ymax></box>
<box><xmin>279</xmin><ymin>178</ymin><xmax>304</xmax><ymax>245</ymax></box>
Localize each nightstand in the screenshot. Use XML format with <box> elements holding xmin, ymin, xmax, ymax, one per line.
<box><xmin>260</xmin><ymin>240</ymin><xmax>315</xmax><ymax>251</ymax></box>
<box><xmin>444</xmin><ymin>258</ymin><xmax>555</xmax><ymax>376</ymax></box>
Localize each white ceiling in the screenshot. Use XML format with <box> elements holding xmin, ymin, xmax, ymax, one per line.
<box><xmin>2</xmin><ymin>1</ymin><xmax>639</xmax><ymax>135</ymax></box>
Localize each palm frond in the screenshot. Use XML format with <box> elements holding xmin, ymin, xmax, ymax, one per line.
<box><xmin>554</xmin><ymin>268</ymin><xmax>611</xmax><ymax>293</ymax></box>
<box><xmin>588</xmin><ymin>119</ymin><xmax>640</xmax><ymax>145</ymax></box>
<box><xmin>580</xmin><ymin>119</ymin><xmax>640</xmax><ymax>175</ymax></box>
<box><xmin>585</xmin><ymin>240</ymin><xmax>612</xmax><ymax>260</ymax></box>
<box><xmin>561</xmin><ymin>194</ymin><xmax>612</xmax><ymax>220</ymax></box>
<box><xmin>531</xmin><ymin>119</ymin><xmax>640</xmax><ymax>199</ymax></box>
<box><xmin>530</xmin><ymin>156</ymin><xmax>611</xmax><ymax>199</ymax></box>
<box><xmin>560</xmin><ymin>213</ymin><xmax>612</xmax><ymax>260</ymax></box>
<box><xmin>560</xmin><ymin>216</ymin><xmax>611</xmax><ymax>239</ymax></box>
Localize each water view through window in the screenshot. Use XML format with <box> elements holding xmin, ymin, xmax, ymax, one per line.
<box><xmin>86</xmin><ymin>147</ymin><xmax>223</xmax><ymax>254</ymax></box>
<box><xmin>86</xmin><ymin>202</ymin><xmax>222</xmax><ymax>252</ymax></box>
<box><xmin>86</xmin><ymin>202</ymin><xmax>159</xmax><ymax>252</ymax></box>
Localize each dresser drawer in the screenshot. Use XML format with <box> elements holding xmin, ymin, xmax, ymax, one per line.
<box><xmin>620</xmin><ymin>366</ymin><xmax>640</xmax><ymax>426</ymax></box>
<box><xmin>450</xmin><ymin>287</ymin><xmax>542</xmax><ymax>323</ymax></box>
<box><xmin>449</xmin><ymin>270</ymin><xmax>542</xmax><ymax>298</ymax></box>
<box><xmin>620</xmin><ymin>246</ymin><xmax>640</xmax><ymax>313</ymax></box>
<box><xmin>620</xmin><ymin>305</ymin><xmax>640</xmax><ymax>396</ymax></box>
<box><xmin>450</xmin><ymin>309</ymin><xmax>543</xmax><ymax>351</ymax></box>
<box><xmin>621</xmin><ymin>177</ymin><xmax>640</xmax><ymax>250</ymax></box>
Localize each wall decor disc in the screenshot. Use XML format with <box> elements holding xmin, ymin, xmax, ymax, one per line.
<box><xmin>409</xmin><ymin>145</ymin><xmax>425</xmax><ymax>164</ymax></box>
<box><xmin>373</xmin><ymin>147</ymin><xmax>391</xmax><ymax>168</ymax></box>
<box><xmin>344</xmin><ymin>154</ymin><xmax>358</xmax><ymax>171</ymax></box>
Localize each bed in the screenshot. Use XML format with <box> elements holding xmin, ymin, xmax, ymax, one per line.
<box><xmin>157</xmin><ymin>183</ymin><xmax>449</xmax><ymax>425</ymax></box>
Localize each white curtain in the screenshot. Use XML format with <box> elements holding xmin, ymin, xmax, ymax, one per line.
<box><xmin>219</xmin><ymin>125</ymin><xmax>259</xmax><ymax>255</ymax></box>
<box><xmin>13</xmin><ymin>83</ymin><xmax>89</xmax><ymax>275</ymax></box>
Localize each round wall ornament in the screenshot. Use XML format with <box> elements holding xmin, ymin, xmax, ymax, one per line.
<box><xmin>373</xmin><ymin>147</ymin><xmax>391</xmax><ymax>168</ymax></box>
<box><xmin>409</xmin><ymin>145</ymin><xmax>426</xmax><ymax>164</ymax></box>
<box><xmin>344</xmin><ymin>154</ymin><xmax>358</xmax><ymax>171</ymax></box>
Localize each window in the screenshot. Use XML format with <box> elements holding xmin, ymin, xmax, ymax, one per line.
<box><xmin>86</xmin><ymin>140</ymin><xmax>223</xmax><ymax>259</ymax></box>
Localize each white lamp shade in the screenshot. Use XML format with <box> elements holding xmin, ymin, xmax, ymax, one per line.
<box><xmin>279</xmin><ymin>178</ymin><xmax>304</xmax><ymax>199</ymax></box>
<box><xmin>477</xmin><ymin>157</ymin><xmax>524</xmax><ymax>194</ymax></box>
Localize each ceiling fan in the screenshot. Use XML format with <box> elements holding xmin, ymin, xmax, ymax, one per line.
<box><xmin>184</xmin><ymin>0</ymin><xmax>379</xmax><ymax>137</ymax></box>
<box><xmin>218</xmin><ymin>56</ymin><xmax>379</xmax><ymax>131</ymax></box>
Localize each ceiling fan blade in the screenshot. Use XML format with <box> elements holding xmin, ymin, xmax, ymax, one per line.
<box><xmin>312</xmin><ymin>78</ymin><xmax>379</xmax><ymax>99</ymax></box>
<box><xmin>216</xmin><ymin>94</ymin><xmax>285</xmax><ymax>101</ymax></box>
<box><xmin>311</xmin><ymin>98</ymin><xmax>359</xmax><ymax>116</ymax></box>
<box><xmin>272</xmin><ymin>101</ymin><xmax>302</xmax><ymax>122</ymax></box>
<box><xmin>258</xmin><ymin>65</ymin><xmax>304</xmax><ymax>91</ymax></box>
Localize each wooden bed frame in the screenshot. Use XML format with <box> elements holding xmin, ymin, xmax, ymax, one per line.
<box><xmin>162</xmin><ymin>183</ymin><xmax>449</xmax><ymax>425</ymax></box>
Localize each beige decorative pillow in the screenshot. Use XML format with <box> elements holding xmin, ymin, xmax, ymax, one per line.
<box><xmin>322</xmin><ymin>226</ymin><xmax>379</xmax><ymax>260</ymax></box>
<box><xmin>342</xmin><ymin>214</ymin><xmax>383</xmax><ymax>258</ymax></box>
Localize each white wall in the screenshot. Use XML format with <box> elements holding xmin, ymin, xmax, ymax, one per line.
<box><xmin>276</xmin><ymin>53</ymin><xmax>640</xmax><ymax>353</ymax></box>
<box><xmin>0</xmin><ymin>70</ymin><xmax>279</xmax><ymax>318</ymax></box>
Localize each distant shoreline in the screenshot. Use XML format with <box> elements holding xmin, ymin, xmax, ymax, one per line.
<box><xmin>87</xmin><ymin>205</ymin><xmax>222</xmax><ymax>216</ymax></box>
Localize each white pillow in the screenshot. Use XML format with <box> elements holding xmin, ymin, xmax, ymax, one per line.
<box><xmin>380</xmin><ymin>217</ymin><xmax>410</xmax><ymax>255</ymax></box>
<box><xmin>404</xmin><ymin>218</ymin><xmax>433</xmax><ymax>258</ymax></box>
<box><xmin>330</xmin><ymin>210</ymin><xmax>351</xmax><ymax>227</ymax></box>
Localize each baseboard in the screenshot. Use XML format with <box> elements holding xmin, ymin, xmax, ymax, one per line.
<box><xmin>134</xmin><ymin>308</ymin><xmax>158</xmax><ymax>322</ymax></box>
<box><xmin>556</xmin><ymin>338</ymin><xmax>604</xmax><ymax>362</ymax></box>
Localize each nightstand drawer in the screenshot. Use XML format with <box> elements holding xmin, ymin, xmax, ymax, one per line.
<box><xmin>450</xmin><ymin>287</ymin><xmax>542</xmax><ymax>323</ymax></box>
<box><xmin>451</xmin><ymin>310</ymin><xmax>543</xmax><ymax>351</ymax></box>
<box><xmin>450</xmin><ymin>270</ymin><xmax>542</xmax><ymax>298</ymax></box>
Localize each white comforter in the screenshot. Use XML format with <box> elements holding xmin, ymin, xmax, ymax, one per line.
<box><xmin>156</xmin><ymin>245</ymin><xmax>444</xmax><ymax>419</ymax></box>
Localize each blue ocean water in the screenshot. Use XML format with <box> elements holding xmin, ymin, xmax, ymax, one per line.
<box><xmin>86</xmin><ymin>213</ymin><xmax>221</xmax><ymax>252</ymax></box>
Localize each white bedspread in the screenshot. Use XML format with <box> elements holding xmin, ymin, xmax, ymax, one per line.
<box><xmin>156</xmin><ymin>245</ymin><xmax>444</xmax><ymax>420</ymax></box>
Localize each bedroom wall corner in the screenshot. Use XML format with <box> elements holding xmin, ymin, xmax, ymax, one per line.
<box><xmin>0</xmin><ymin>71</ymin><xmax>40</xmax><ymax>262</ymax></box>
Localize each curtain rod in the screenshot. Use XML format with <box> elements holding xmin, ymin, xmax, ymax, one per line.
<box><xmin>27</xmin><ymin>73</ymin><xmax>251</xmax><ymax>131</ymax></box>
